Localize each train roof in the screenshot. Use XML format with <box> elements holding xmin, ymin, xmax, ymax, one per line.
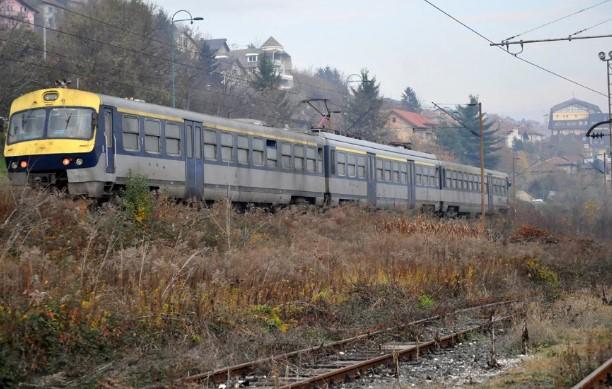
<box><xmin>319</xmin><ymin>132</ymin><xmax>438</xmax><ymax>163</ymax></box>
<box><xmin>99</xmin><ymin>94</ymin><xmax>322</xmax><ymax>146</ymax></box>
<box><xmin>441</xmin><ymin>159</ymin><xmax>508</xmax><ymax>177</ymax></box>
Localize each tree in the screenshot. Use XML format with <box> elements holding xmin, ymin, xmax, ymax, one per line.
<box><xmin>251</xmin><ymin>55</ymin><xmax>281</xmax><ymax>91</ymax></box>
<box><xmin>436</xmin><ymin>95</ymin><xmax>503</xmax><ymax>168</ymax></box>
<box><xmin>346</xmin><ymin>69</ymin><xmax>385</xmax><ymax>141</ymax></box>
<box><xmin>400</xmin><ymin>86</ymin><xmax>421</xmax><ymax>113</ymax></box>
<box><xmin>315</xmin><ymin>66</ymin><xmax>345</xmax><ymax>90</ymax></box>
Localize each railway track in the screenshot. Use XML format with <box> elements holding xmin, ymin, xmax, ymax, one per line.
<box><xmin>177</xmin><ymin>300</ymin><xmax>520</xmax><ymax>388</ymax></box>
<box><xmin>572</xmin><ymin>357</ymin><xmax>612</xmax><ymax>389</ymax></box>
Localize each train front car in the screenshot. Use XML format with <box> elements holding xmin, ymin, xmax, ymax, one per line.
<box><xmin>4</xmin><ymin>88</ymin><xmax>107</xmax><ymax>197</ymax></box>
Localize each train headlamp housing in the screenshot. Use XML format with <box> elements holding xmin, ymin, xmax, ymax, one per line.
<box><xmin>43</xmin><ymin>91</ymin><xmax>59</xmax><ymax>102</ymax></box>
<box><xmin>19</xmin><ymin>161</ymin><xmax>28</xmax><ymax>169</ymax></box>
<box><xmin>10</xmin><ymin>162</ymin><xmax>17</xmax><ymax>169</ymax></box>
<box><xmin>62</xmin><ymin>158</ymin><xmax>71</xmax><ymax>166</ymax></box>
<box><xmin>75</xmin><ymin>158</ymin><xmax>84</xmax><ymax>166</ymax></box>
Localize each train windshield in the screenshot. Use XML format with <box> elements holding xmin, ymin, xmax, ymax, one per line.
<box><xmin>8</xmin><ymin>109</ymin><xmax>46</xmax><ymax>144</ymax></box>
<box><xmin>7</xmin><ymin>107</ymin><xmax>93</xmax><ymax>144</ymax></box>
<box><xmin>48</xmin><ymin>108</ymin><xmax>93</xmax><ymax>140</ymax></box>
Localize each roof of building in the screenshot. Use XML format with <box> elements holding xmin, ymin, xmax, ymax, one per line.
<box><xmin>389</xmin><ymin>109</ymin><xmax>434</xmax><ymax>128</ymax></box>
<box><xmin>203</xmin><ymin>38</ymin><xmax>230</xmax><ymax>54</ymax></box>
<box><xmin>550</xmin><ymin>98</ymin><xmax>602</xmax><ymax>114</ymax></box>
<box><xmin>262</xmin><ymin>36</ymin><xmax>283</xmax><ymax>48</ymax></box>
<box><xmin>17</xmin><ymin>0</ymin><xmax>38</xmax><ymax>12</ymax></box>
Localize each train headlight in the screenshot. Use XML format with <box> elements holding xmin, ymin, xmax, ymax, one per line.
<box><xmin>10</xmin><ymin>162</ymin><xmax>17</xmax><ymax>169</ymax></box>
<box><xmin>62</xmin><ymin>158</ymin><xmax>71</xmax><ymax>166</ymax></box>
<box><xmin>19</xmin><ymin>161</ymin><xmax>28</xmax><ymax>169</ymax></box>
<box><xmin>75</xmin><ymin>158</ymin><xmax>83</xmax><ymax>166</ymax></box>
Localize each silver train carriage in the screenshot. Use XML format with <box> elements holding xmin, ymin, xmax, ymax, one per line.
<box><xmin>5</xmin><ymin>88</ymin><xmax>509</xmax><ymax>214</ymax></box>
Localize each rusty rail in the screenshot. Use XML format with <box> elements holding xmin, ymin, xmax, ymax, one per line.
<box><xmin>276</xmin><ymin>314</ymin><xmax>513</xmax><ymax>388</ymax></box>
<box><xmin>572</xmin><ymin>357</ymin><xmax>612</xmax><ymax>389</ymax></box>
<box><xmin>180</xmin><ymin>300</ymin><xmax>517</xmax><ymax>385</ymax></box>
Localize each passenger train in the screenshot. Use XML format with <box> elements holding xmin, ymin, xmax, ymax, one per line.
<box><xmin>4</xmin><ymin>88</ymin><xmax>509</xmax><ymax>215</ymax></box>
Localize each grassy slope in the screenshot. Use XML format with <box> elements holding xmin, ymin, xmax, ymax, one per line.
<box><xmin>0</xmin><ymin>187</ymin><xmax>609</xmax><ymax>387</ymax></box>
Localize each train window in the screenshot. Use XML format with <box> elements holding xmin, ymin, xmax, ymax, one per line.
<box><xmin>194</xmin><ymin>127</ymin><xmax>202</xmax><ymax>159</ymax></box>
<box><xmin>337</xmin><ymin>152</ymin><xmax>346</xmax><ymax>176</ymax></box>
<box><xmin>186</xmin><ymin>125</ymin><xmax>193</xmax><ymax>158</ymax></box>
<box><xmin>347</xmin><ymin>155</ymin><xmax>356</xmax><ymax>177</ymax></box>
<box><xmin>305</xmin><ymin>147</ymin><xmax>316</xmax><ymax>173</ymax></box>
<box><xmin>383</xmin><ymin>160</ymin><xmax>391</xmax><ymax>182</ymax></box>
<box><xmin>392</xmin><ymin>162</ymin><xmax>399</xmax><ymax>183</ymax></box>
<box><xmin>399</xmin><ymin>163</ymin><xmax>406</xmax><ymax>184</ymax></box>
<box><xmin>266</xmin><ymin>140</ymin><xmax>277</xmax><ymax>168</ymax></box>
<box><xmin>357</xmin><ymin>157</ymin><xmax>366</xmax><ymax>178</ymax></box>
<box><xmin>376</xmin><ymin>160</ymin><xmax>383</xmax><ymax>181</ymax></box>
<box><xmin>203</xmin><ymin>129</ymin><xmax>217</xmax><ymax>160</ymax></box>
<box><xmin>294</xmin><ymin>145</ymin><xmax>304</xmax><ymax>170</ymax></box>
<box><xmin>165</xmin><ymin>122</ymin><xmax>181</xmax><ymax>156</ymax></box>
<box><xmin>122</xmin><ymin>115</ymin><xmax>140</xmax><ymax>151</ymax></box>
<box><xmin>281</xmin><ymin>143</ymin><xmax>292</xmax><ymax>169</ymax></box>
<box><xmin>7</xmin><ymin>108</ymin><xmax>46</xmax><ymax>144</ymax></box>
<box><xmin>317</xmin><ymin>147</ymin><xmax>324</xmax><ymax>173</ymax></box>
<box><xmin>237</xmin><ymin>136</ymin><xmax>248</xmax><ymax>164</ymax></box>
<box><xmin>252</xmin><ymin>138</ymin><xmax>264</xmax><ymax>166</ymax></box>
<box><xmin>104</xmin><ymin>111</ymin><xmax>113</xmax><ymax>148</ymax></box>
<box><xmin>144</xmin><ymin>119</ymin><xmax>161</xmax><ymax>153</ymax></box>
<box><xmin>220</xmin><ymin>133</ymin><xmax>233</xmax><ymax>162</ymax></box>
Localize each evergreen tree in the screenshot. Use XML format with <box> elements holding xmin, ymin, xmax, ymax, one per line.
<box><xmin>346</xmin><ymin>69</ymin><xmax>384</xmax><ymax>141</ymax></box>
<box><xmin>251</xmin><ymin>55</ymin><xmax>281</xmax><ymax>91</ymax></box>
<box><xmin>315</xmin><ymin>66</ymin><xmax>345</xmax><ymax>90</ymax></box>
<box><xmin>436</xmin><ymin>95</ymin><xmax>503</xmax><ymax>168</ymax></box>
<box><xmin>400</xmin><ymin>86</ymin><xmax>421</xmax><ymax>113</ymax></box>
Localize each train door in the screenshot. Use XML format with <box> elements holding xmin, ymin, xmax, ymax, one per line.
<box><xmin>407</xmin><ymin>160</ymin><xmax>416</xmax><ymax>208</ymax></box>
<box><xmin>487</xmin><ymin>173</ymin><xmax>494</xmax><ymax>212</ymax></box>
<box><xmin>102</xmin><ymin>107</ymin><xmax>115</xmax><ymax>174</ymax></box>
<box><xmin>367</xmin><ymin>153</ymin><xmax>376</xmax><ymax>206</ymax></box>
<box><xmin>185</xmin><ymin>120</ymin><xmax>204</xmax><ymax>199</ymax></box>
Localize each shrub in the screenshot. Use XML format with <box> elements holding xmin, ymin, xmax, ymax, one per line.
<box><xmin>122</xmin><ymin>174</ymin><xmax>153</xmax><ymax>224</ymax></box>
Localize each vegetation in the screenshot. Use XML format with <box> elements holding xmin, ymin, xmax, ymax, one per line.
<box><xmin>251</xmin><ymin>55</ymin><xmax>281</xmax><ymax>91</ymax></box>
<box><xmin>346</xmin><ymin>69</ymin><xmax>385</xmax><ymax>141</ymax></box>
<box><xmin>0</xmin><ymin>187</ymin><xmax>609</xmax><ymax>386</ymax></box>
<box><xmin>400</xmin><ymin>86</ymin><xmax>422</xmax><ymax>113</ymax></box>
<box><xmin>436</xmin><ymin>95</ymin><xmax>503</xmax><ymax>168</ymax></box>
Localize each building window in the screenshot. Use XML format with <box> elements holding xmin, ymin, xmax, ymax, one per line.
<box><xmin>165</xmin><ymin>122</ymin><xmax>181</xmax><ymax>156</ymax></box>
<box><xmin>247</xmin><ymin>54</ymin><xmax>258</xmax><ymax>63</ymax></box>
<box><xmin>144</xmin><ymin>119</ymin><xmax>161</xmax><ymax>153</ymax></box>
<box><xmin>122</xmin><ymin>115</ymin><xmax>139</xmax><ymax>151</ymax></box>
<box><xmin>203</xmin><ymin>129</ymin><xmax>217</xmax><ymax>160</ymax></box>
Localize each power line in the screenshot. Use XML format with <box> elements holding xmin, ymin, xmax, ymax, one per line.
<box><xmin>504</xmin><ymin>0</ymin><xmax>612</xmax><ymax>41</ymax></box>
<box><xmin>422</xmin><ymin>0</ymin><xmax>608</xmax><ymax>98</ymax></box>
<box><xmin>490</xmin><ymin>33</ymin><xmax>612</xmax><ymax>47</ymax></box>
<box><xmin>569</xmin><ymin>16</ymin><xmax>612</xmax><ymax>37</ymax></box>
<box><xmin>431</xmin><ymin>102</ymin><xmax>479</xmax><ymax>137</ymax></box>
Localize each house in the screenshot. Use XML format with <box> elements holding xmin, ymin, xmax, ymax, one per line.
<box><xmin>203</xmin><ymin>38</ymin><xmax>231</xmax><ymax>58</ymax></box>
<box><xmin>506</xmin><ymin>127</ymin><xmax>544</xmax><ymax>148</ymax></box>
<box><xmin>0</xmin><ymin>0</ymin><xmax>37</xmax><ymax>28</ymax></box>
<box><xmin>548</xmin><ymin>98</ymin><xmax>602</xmax><ymax>137</ymax></box>
<box><xmin>220</xmin><ymin>36</ymin><xmax>294</xmax><ymax>90</ymax></box>
<box><xmin>530</xmin><ymin>156</ymin><xmax>580</xmax><ymax>175</ymax></box>
<box><xmin>385</xmin><ymin>109</ymin><xmax>435</xmax><ymax>144</ymax></box>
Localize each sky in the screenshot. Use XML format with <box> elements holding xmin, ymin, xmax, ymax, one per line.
<box><xmin>153</xmin><ymin>0</ymin><xmax>612</xmax><ymax>122</ymax></box>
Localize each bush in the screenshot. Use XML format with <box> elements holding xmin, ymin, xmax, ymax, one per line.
<box><xmin>122</xmin><ymin>174</ymin><xmax>152</xmax><ymax>224</ymax></box>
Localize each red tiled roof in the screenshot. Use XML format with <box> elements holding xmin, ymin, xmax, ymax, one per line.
<box><xmin>389</xmin><ymin>109</ymin><xmax>433</xmax><ymax>128</ymax></box>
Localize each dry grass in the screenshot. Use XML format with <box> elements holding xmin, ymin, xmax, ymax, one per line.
<box><xmin>487</xmin><ymin>291</ymin><xmax>612</xmax><ymax>388</ymax></box>
<box><xmin>0</xmin><ymin>187</ymin><xmax>609</xmax><ymax>387</ymax></box>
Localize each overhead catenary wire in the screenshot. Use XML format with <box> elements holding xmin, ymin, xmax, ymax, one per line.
<box><xmin>503</xmin><ymin>0</ymin><xmax>612</xmax><ymax>41</ymax></box>
<box><xmin>569</xmin><ymin>16</ymin><xmax>612</xmax><ymax>37</ymax></box>
<box><xmin>422</xmin><ymin>0</ymin><xmax>608</xmax><ymax>99</ymax></box>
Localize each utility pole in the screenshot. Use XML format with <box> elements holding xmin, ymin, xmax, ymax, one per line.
<box><xmin>598</xmin><ymin>51</ymin><xmax>612</xmax><ymax>191</ymax></box>
<box><xmin>512</xmin><ymin>152</ymin><xmax>516</xmax><ymax>202</ymax></box>
<box><xmin>478</xmin><ymin>102</ymin><xmax>485</xmax><ymax>229</ymax></box>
